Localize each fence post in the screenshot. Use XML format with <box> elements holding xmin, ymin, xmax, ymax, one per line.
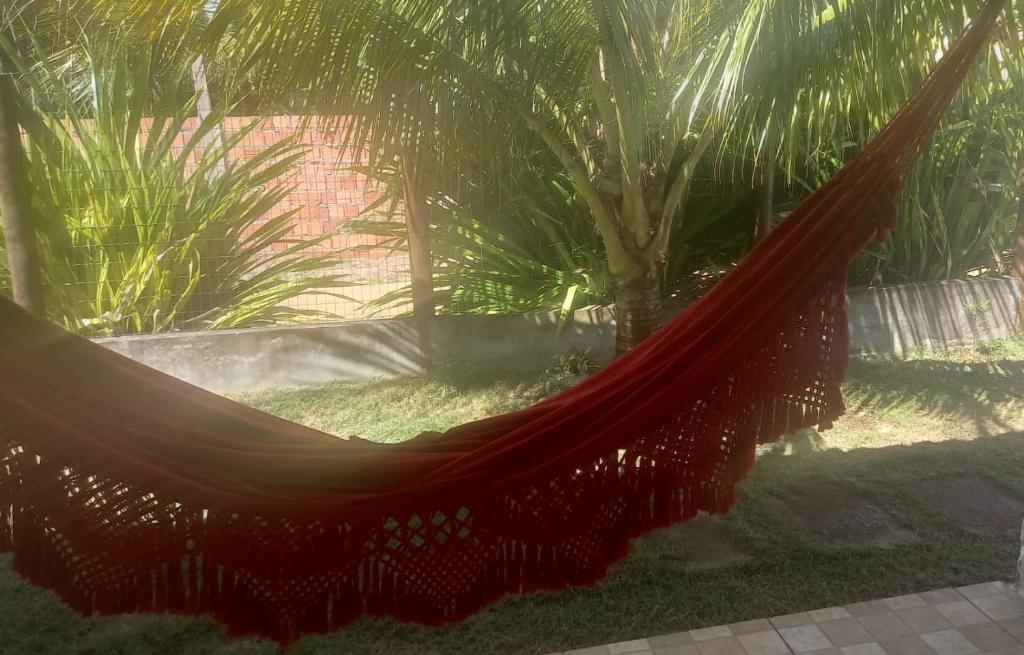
<box><xmin>401</xmin><ymin>153</ymin><xmax>435</xmax><ymax>370</ymax></box>
<box><xmin>190</xmin><ymin>56</ymin><xmax>226</xmax><ymax>176</ymax></box>
<box><xmin>0</xmin><ymin>59</ymin><xmax>45</xmax><ymax>316</ymax></box>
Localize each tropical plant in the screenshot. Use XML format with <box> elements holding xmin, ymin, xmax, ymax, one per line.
<box><xmin>3</xmin><ymin>44</ymin><xmax>349</xmax><ymax>336</ymax></box>
<box><xmin>0</xmin><ymin>233</ymin><xmax>11</xmax><ymax>294</ymax></box>
<box><xmin>850</xmin><ymin>98</ymin><xmax>1023</xmax><ymax>286</ymax></box>
<box><xmin>549</xmin><ymin>345</ymin><xmax>599</xmax><ymax>377</ymax></box>
<box><xmin>348</xmin><ymin>150</ymin><xmax>610</xmax><ymax>317</ymax></box>
<box><xmin>8</xmin><ymin>0</ymin><xmax>1023</xmax><ymax>345</ymax></box>
<box><xmin>352</xmin><ymin>154</ymin><xmax>763</xmax><ymax>318</ymax></box>
<box><xmin>201</xmin><ymin>0</ymin><xmax>1012</xmax><ymax>351</ymax></box>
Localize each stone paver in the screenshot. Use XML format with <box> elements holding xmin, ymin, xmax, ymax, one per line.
<box><xmin>649</xmin><ymin>632</ymin><xmax>695</xmax><ymax>649</ymax></box>
<box><xmin>878</xmin><ymin>633</ymin><xmax>935</xmax><ymax>655</ymax></box>
<box><xmin>895</xmin><ymin>606</ymin><xmax>952</xmax><ymax>634</ymax></box>
<box><xmin>609</xmin><ymin>638</ymin><xmax>653</xmax><ymax>654</ymax></box>
<box><xmin>858</xmin><ymin>612</ymin><xmax>913</xmax><ymax>641</ymax></box>
<box><xmin>846</xmin><ymin>601</ymin><xmax>895</xmax><ymax>618</ymax></box>
<box><xmin>840</xmin><ymin>644</ymin><xmax>887</xmax><ymax>655</ymax></box>
<box><xmin>971</xmin><ymin>595</ymin><xmax>1024</xmax><ymax>621</ymax></box>
<box><xmin>817</xmin><ymin>619</ymin><xmax>874</xmax><ymax>647</ymax></box>
<box><xmin>772</xmin><ymin>613</ymin><xmax>815</xmax><ymax>629</ymax></box>
<box><xmin>935</xmin><ymin>602</ymin><xmax>991</xmax><ymax>627</ymax></box>
<box><xmin>1000</xmin><ymin>616</ymin><xmax>1024</xmax><ymax>641</ymax></box>
<box><xmin>731</xmin><ymin>620</ymin><xmax>775</xmax><ymax>636</ymax></box>
<box><xmin>958</xmin><ymin>621</ymin><xmax>1020</xmax><ymax>651</ymax></box>
<box><xmin>649</xmin><ymin>516</ymin><xmax>754</xmax><ymax>571</ymax></box>
<box><xmin>554</xmin><ymin>582</ymin><xmax>1024</xmax><ymax>655</ymax></box>
<box><xmin>655</xmin><ymin>646</ymin><xmax>699</xmax><ymax>655</ymax></box>
<box><xmin>564</xmin><ymin>646</ymin><xmax>616</xmax><ymax>655</ymax></box>
<box><xmin>692</xmin><ymin>626</ymin><xmax>734</xmax><ymax>642</ymax></box>
<box><xmin>778</xmin><ymin>624</ymin><xmax>832</xmax><ymax>652</ymax></box>
<box><xmin>919</xmin><ymin>628</ymin><xmax>979</xmax><ymax>655</ymax></box>
<box><xmin>908</xmin><ymin>478</ymin><xmax>1024</xmax><ymax>537</ymax></box>
<box><xmin>737</xmin><ymin>631</ymin><xmax>790</xmax><ymax>655</ymax></box>
<box><xmin>958</xmin><ymin>583</ymin><xmax>1006</xmax><ymax>600</ymax></box>
<box><xmin>920</xmin><ymin>589</ymin><xmax>967</xmax><ymax>606</ymax></box>
<box><xmin>884</xmin><ymin>595</ymin><xmax>927</xmax><ymax>611</ymax></box>
<box><xmin>778</xmin><ymin>483</ymin><xmax>918</xmax><ymax>549</ymax></box>
<box><xmin>810</xmin><ymin>609</ymin><xmax>854</xmax><ymax>623</ymax></box>
<box><xmin>696</xmin><ymin>636</ymin><xmax>746</xmax><ymax>655</ymax></box>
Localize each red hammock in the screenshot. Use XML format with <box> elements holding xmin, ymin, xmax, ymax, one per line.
<box><xmin>0</xmin><ymin>1</ymin><xmax>1007</xmax><ymax>644</ymax></box>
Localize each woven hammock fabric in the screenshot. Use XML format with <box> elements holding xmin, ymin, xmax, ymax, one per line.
<box><xmin>0</xmin><ymin>1</ymin><xmax>1007</xmax><ymax>644</ymax></box>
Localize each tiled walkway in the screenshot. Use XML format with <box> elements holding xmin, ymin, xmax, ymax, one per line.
<box><xmin>554</xmin><ymin>582</ymin><xmax>1024</xmax><ymax>655</ymax></box>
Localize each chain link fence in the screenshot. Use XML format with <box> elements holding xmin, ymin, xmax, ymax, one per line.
<box><xmin>1</xmin><ymin>80</ymin><xmax>414</xmax><ymax>336</ymax></box>
<box><xmin>216</xmin><ymin>115</ymin><xmax>411</xmax><ymax>320</ymax></box>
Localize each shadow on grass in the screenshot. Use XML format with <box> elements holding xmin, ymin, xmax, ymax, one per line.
<box><xmin>3</xmin><ymin>430</ymin><xmax>1024</xmax><ymax>655</ymax></box>
<box><xmin>845</xmin><ymin>357</ymin><xmax>1024</xmax><ymax>435</ymax></box>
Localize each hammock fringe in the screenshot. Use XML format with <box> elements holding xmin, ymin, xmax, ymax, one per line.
<box><xmin>0</xmin><ymin>0</ymin><xmax>1006</xmax><ymax>644</ymax></box>
<box><xmin>2</xmin><ymin>275</ymin><xmax>850</xmax><ymax>642</ymax></box>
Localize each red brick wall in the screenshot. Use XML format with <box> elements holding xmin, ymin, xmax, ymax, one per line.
<box><xmin>166</xmin><ymin>115</ymin><xmax>410</xmax><ymax>318</ymax></box>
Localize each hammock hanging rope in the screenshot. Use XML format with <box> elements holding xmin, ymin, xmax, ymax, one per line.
<box><xmin>0</xmin><ymin>0</ymin><xmax>1007</xmax><ymax>644</ymax></box>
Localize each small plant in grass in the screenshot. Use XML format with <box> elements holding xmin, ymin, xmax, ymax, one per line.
<box><xmin>964</xmin><ymin>299</ymin><xmax>993</xmax><ymax>331</ymax></box>
<box><xmin>549</xmin><ymin>345</ymin><xmax>599</xmax><ymax>378</ymax></box>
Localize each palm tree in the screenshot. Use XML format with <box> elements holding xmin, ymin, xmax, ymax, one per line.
<box><xmin>0</xmin><ymin>51</ymin><xmax>45</xmax><ymax>315</ymax></box>
<box><xmin>203</xmin><ymin>0</ymin><xmax>1014</xmax><ymax>351</ymax></box>
<box><xmin>7</xmin><ymin>0</ymin><xmax>1018</xmax><ymax>348</ymax></box>
<box><xmin>0</xmin><ymin>0</ymin><xmax>210</xmax><ymax>316</ymax></box>
<box><xmin>1017</xmin><ymin>158</ymin><xmax>1024</xmax><ymax>327</ymax></box>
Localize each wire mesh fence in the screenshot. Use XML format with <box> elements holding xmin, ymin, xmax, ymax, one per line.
<box><xmin>2</xmin><ymin>57</ymin><xmax>606</xmax><ymax>337</ymax></box>
<box><xmin>1</xmin><ymin>76</ymin><xmax>415</xmax><ymax>336</ymax></box>
<box><xmin>216</xmin><ymin>115</ymin><xmax>412</xmax><ymax>320</ymax></box>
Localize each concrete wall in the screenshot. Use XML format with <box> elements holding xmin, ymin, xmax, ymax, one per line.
<box><xmin>96</xmin><ymin>277</ymin><xmax>1021</xmax><ymax>392</ymax></box>
<box><xmin>846</xmin><ymin>277</ymin><xmax>1020</xmax><ymax>355</ymax></box>
<box><xmin>98</xmin><ymin>319</ymin><xmax>424</xmax><ymax>391</ymax></box>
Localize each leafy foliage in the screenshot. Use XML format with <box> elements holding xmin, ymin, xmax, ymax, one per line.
<box><xmin>4</xmin><ymin>0</ymin><xmax>1024</xmax><ymax>328</ymax></box>
<box><xmin>549</xmin><ymin>345</ymin><xmax>599</xmax><ymax>377</ymax></box>
<box><xmin>349</xmin><ymin>154</ymin><xmax>611</xmax><ymax>316</ymax></box>
<box><xmin>851</xmin><ymin>104</ymin><xmax>1021</xmax><ymax>285</ymax></box>
<box><xmin>3</xmin><ymin>45</ymin><xmax>349</xmax><ymax>336</ymax></box>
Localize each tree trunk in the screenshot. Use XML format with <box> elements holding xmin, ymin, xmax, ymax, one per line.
<box><xmin>1017</xmin><ymin>152</ymin><xmax>1024</xmax><ymax>330</ymax></box>
<box><xmin>1017</xmin><ymin>515</ymin><xmax>1024</xmax><ymax>592</ymax></box>
<box><xmin>757</xmin><ymin>165</ymin><xmax>775</xmax><ymax>241</ymax></box>
<box><xmin>614</xmin><ymin>270</ymin><xmax>662</xmax><ymax>354</ymax></box>
<box><xmin>191</xmin><ymin>56</ymin><xmax>226</xmax><ymax>177</ymax></box>
<box><xmin>401</xmin><ymin>154</ymin><xmax>435</xmax><ymax>370</ymax></box>
<box><xmin>0</xmin><ymin>65</ymin><xmax>45</xmax><ymax>316</ymax></box>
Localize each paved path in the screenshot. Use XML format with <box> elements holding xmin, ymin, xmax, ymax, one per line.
<box><xmin>553</xmin><ymin>582</ymin><xmax>1024</xmax><ymax>655</ymax></box>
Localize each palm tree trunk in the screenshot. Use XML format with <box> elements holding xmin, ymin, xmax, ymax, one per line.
<box><xmin>1016</xmin><ymin>152</ymin><xmax>1024</xmax><ymax>330</ymax></box>
<box><xmin>757</xmin><ymin>166</ymin><xmax>775</xmax><ymax>241</ymax></box>
<box><xmin>401</xmin><ymin>153</ymin><xmax>435</xmax><ymax>370</ymax></box>
<box><xmin>614</xmin><ymin>269</ymin><xmax>662</xmax><ymax>354</ymax></box>
<box><xmin>0</xmin><ymin>66</ymin><xmax>44</xmax><ymax>316</ymax></box>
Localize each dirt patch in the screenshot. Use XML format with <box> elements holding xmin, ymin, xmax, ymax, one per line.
<box><xmin>908</xmin><ymin>476</ymin><xmax>1024</xmax><ymax>536</ymax></box>
<box><xmin>647</xmin><ymin>515</ymin><xmax>754</xmax><ymax>570</ymax></box>
<box><xmin>779</xmin><ymin>482</ymin><xmax>918</xmax><ymax>548</ymax></box>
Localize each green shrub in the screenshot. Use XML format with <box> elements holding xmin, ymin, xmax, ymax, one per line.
<box><xmin>850</xmin><ymin>96</ymin><xmax>1022</xmax><ymax>286</ymax></box>
<box><xmin>5</xmin><ymin>51</ymin><xmax>350</xmax><ymax>336</ymax></box>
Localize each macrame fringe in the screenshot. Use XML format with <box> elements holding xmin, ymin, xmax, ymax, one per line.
<box><xmin>0</xmin><ymin>0</ymin><xmax>1007</xmax><ymax>643</ymax></box>
<box><xmin>0</xmin><ymin>278</ymin><xmax>851</xmax><ymax>644</ymax></box>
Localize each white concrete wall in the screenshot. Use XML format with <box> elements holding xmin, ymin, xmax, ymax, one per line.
<box><xmin>846</xmin><ymin>278</ymin><xmax>1020</xmax><ymax>355</ymax></box>
<box><xmin>95</xmin><ymin>277</ymin><xmax>1021</xmax><ymax>392</ymax></box>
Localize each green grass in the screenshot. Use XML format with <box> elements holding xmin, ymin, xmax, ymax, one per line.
<box><xmin>234</xmin><ymin>362</ymin><xmax>572</xmax><ymax>443</ymax></box>
<box><xmin>2</xmin><ymin>338</ymin><xmax>1024</xmax><ymax>655</ymax></box>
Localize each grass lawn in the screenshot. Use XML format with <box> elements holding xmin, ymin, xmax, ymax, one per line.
<box><xmin>2</xmin><ymin>337</ymin><xmax>1024</xmax><ymax>654</ymax></box>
